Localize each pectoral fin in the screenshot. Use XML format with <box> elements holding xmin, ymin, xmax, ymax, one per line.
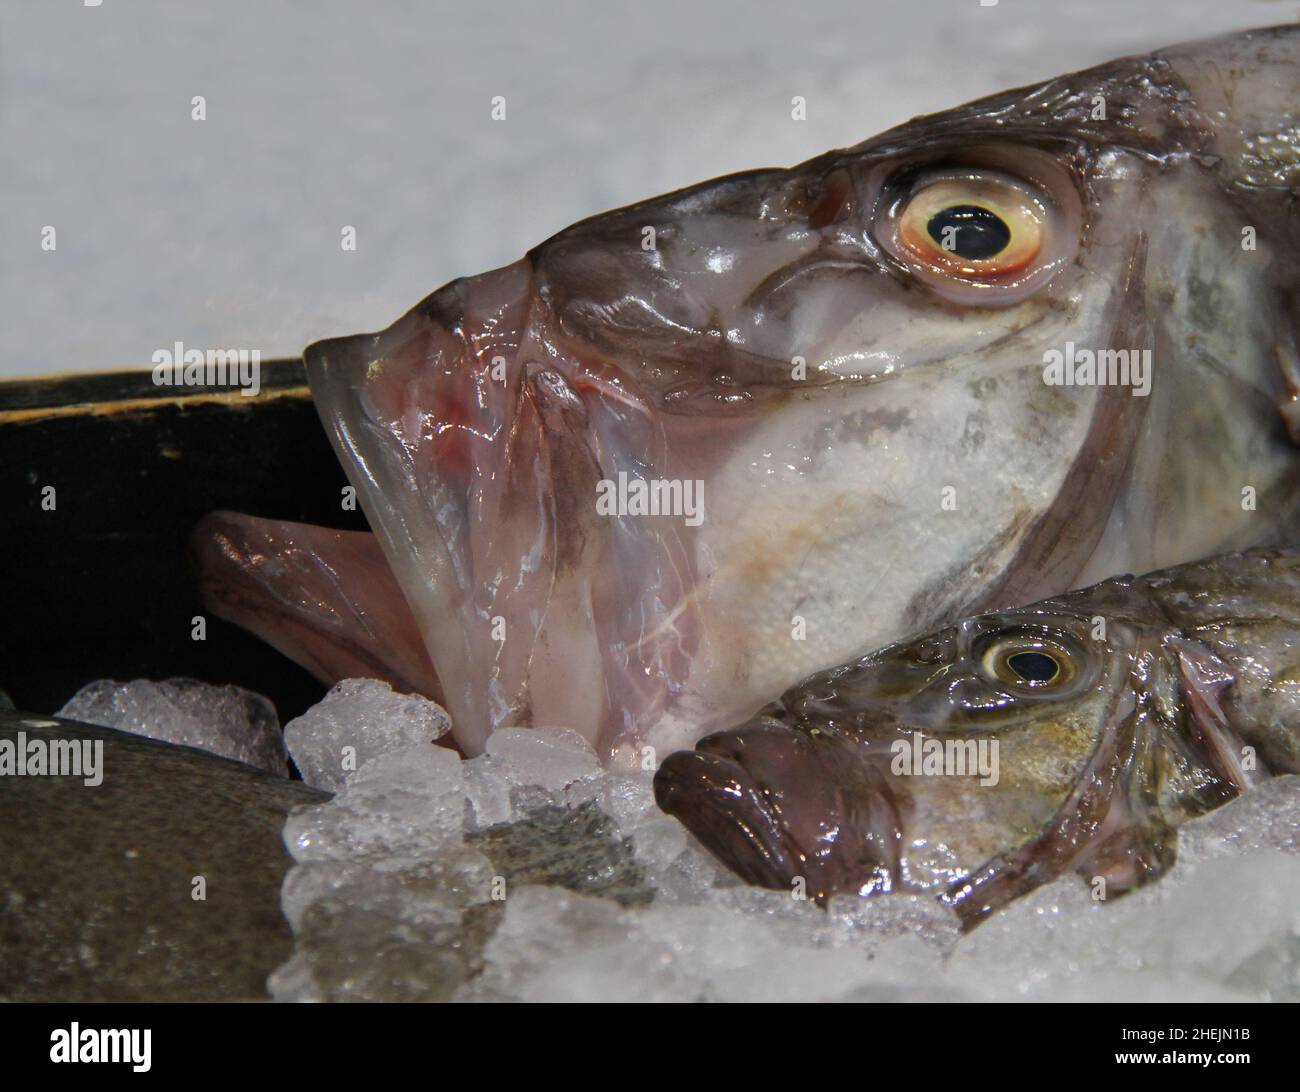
<box><xmin>1071</xmin><ymin>816</ymin><xmax>1178</xmax><ymax>897</ymax></box>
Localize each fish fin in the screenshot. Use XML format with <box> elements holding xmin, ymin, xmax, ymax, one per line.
<box><xmin>190</xmin><ymin>511</ymin><xmax>443</xmax><ymax>702</ymax></box>
<box><xmin>946</xmin><ymin>691</ymin><xmax>1158</xmax><ymax>928</ymax></box>
<box><xmin>1169</xmin><ymin>635</ymin><xmax>1260</xmax><ymax>792</ymax></box>
<box><xmin>1070</xmin><ymin>817</ymin><xmax>1178</xmax><ymax>898</ymax></box>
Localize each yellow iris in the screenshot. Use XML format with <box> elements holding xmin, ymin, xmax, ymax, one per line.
<box><xmin>898</xmin><ymin>179</ymin><xmax>1046</xmax><ymax>278</ymax></box>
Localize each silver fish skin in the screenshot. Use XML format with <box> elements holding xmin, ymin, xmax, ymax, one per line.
<box><xmin>655</xmin><ymin>547</ymin><xmax>1300</xmax><ymax>926</ymax></box>
<box><xmin>197</xmin><ymin>25</ymin><xmax>1300</xmax><ymax>762</ymax></box>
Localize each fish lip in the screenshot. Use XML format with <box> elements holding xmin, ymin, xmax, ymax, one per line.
<box><xmin>655</xmin><ymin>726</ymin><xmax>909</xmax><ymax>900</ymax></box>
<box><xmin>654</xmin><ymin>750</ymin><xmax>803</xmax><ymax>890</ymax></box>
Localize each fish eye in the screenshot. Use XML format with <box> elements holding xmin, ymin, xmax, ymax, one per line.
<box><xmin>977</xmin><ymin>630</ymin><xmax>1080</xmax><ymax>692</ymax></box>
<box><xmin>899</xmin><ymin>178</ymin><xmax>1044</xmax><ymax>274</ymax></box>
<box><xmin>870</xmin><ymin>151</ymin><xmax>1081</xmax><ymax>306</ymax></box>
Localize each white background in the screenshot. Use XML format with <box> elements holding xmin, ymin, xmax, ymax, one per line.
<box><xmin>2</xmin><ymin>0</ymin><xmax>1293</xmax><ymax>379</ymax></box>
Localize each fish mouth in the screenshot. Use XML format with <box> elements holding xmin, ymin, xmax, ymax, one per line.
<box><xmin>654</xmin><ymin>719</ymin><xmax>905</xmax><ymax>901</ymax></box>
<box><xmin>654</xmin><ymin>749</ymin><xmax>803</xmax><ymax>889</ymax></box>
<box><xmin>304</xmin><ymin>259</ymin><xmax>705</xmax><ymax>758</ymax></box>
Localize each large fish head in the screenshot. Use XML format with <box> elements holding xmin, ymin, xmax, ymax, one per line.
<box><xmin>655</xmin><ymin>569</ymin><xmax>1249</xmax><ymax>925</ymax></box>
<box><xmin>204</xmin><ymin>26</ymin><xmax>1300</xmax><ymax>760</ymax></box>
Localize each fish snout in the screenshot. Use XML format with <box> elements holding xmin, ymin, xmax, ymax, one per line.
<box><xmin>654</xmin><ymin>720</ymin><xmax>903</xmax><ymax>902</ymax></box>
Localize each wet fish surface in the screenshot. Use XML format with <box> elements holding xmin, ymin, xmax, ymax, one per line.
<box><xmin>195</xmin><ymin>25</ymin><xmax>1300</xmax><ymax>763</ymax></box>
<box><xmin>655</xmin><ymin>547</ymin><xmax>1300</xmax><ymax>925</ymax></box>
<box><xmin>0</xmin><ymin>713</ymin><xmax>327</xmax><ymax>1000</ymax></box>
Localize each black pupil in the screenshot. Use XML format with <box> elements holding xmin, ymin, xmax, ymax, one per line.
<box><xmin>1007</xmin><ymin>651</ymin><xmax>1059</xmax><ymax>683</ymax></box>
<box><xmin>926</xmin><ymin>204</ymin><xmax>1011</xmax><ymax>260</ymax></box>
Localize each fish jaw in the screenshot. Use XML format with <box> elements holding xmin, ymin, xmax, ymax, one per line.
<box><xmin>305</xmin><ymin>260</ymin><xmax>700</xmax><ymax>758</ymax></box>
<box><xmin>654</xmin><ymin>719</ymin><xmax>905</xmax><ymax>901</ymax></box>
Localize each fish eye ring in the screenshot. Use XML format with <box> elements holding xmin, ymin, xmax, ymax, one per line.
<box><xmin>868</xmin><ymin>146</ymin><xmax>1083</xmax><ymax>306</ymax></box>
<box><xmin>897</xmin><ymin>175</ymin><xmax>1045</xmax><ymax>275</ymax></box>
<box><xmin>976</xmin><ymin>629</ymin><xmax>1082</xmax><ymax>692</ymax></box>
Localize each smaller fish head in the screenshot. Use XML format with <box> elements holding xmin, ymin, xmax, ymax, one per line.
<box><xmin>657</xmin><ymin>591</ymin><xmax>1213</xmax><ymax>917</ymax></box>
<box><xmin>655</xmin><ymin>718</ymin><xmax>905</xmax><ymax>902</ymax></box>
<box><xmin>805</xmin><ymin>608</ymin><xmax>1127</xmax><ymax>902</ymax></box>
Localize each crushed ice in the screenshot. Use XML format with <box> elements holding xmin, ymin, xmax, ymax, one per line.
<box><xmin>58</xmin><ymin>677</ymin><xmax>287</xmax><ymax>775</ymax></box>
<box><xmin>264</xmin><ymin>679</ymin><xmax>1300</xmax><ymax>1002</ymax></box>
<box><xmin>283</xmin><ymin>677</ymin><xmax>452</xmax><ymax>793</ymax></box>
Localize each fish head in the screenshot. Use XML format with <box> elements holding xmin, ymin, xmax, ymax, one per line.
<box><xmin>201</xmin><ymin>27</ymin><xmax>1300</xmax><ymax>759</ymax></box>
<box><xmin>655</xmin><ymin>571</ymin><xmax>1247</xmax><ymax>923</ymax></box>
<box><xmin>305</xmin><ymin>126</ymin><xmax>1109</xmax><ymax>764</ymax></box>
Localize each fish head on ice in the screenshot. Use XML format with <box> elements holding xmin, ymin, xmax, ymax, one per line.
<box><xmin>656</xmin><ymin>561</ymin><xmax>1267</xmax><ymax>924</ymax></box>
<box><xmin>196</xmin><ymin>27</ymin><xmax>1300</xmax><ymax>760</ymax></box>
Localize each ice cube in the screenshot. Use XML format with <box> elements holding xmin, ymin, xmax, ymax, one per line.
<box><xmin>283</xmin><ymin>743</ymin><xmax>464</xmax><ymax>862</ymax></box>
<box><xmin>58</xmin><ymin>677</ymin><xmax>286</xmax><ymax>774</ymax></box>
<box><xmin>955</xmin><ymin>847</ymin><xmax>1300</xmax><ymax>1001</ymax></box>
<box><xmin>484</xmin><ymin>727</ymin><xmax>601</xmax><ymax>794</ymax></box>
<box><xmin>459</xmin><ymin>886</ymin><xmax>685</xmax><ymax>1003</ymax></box>
<box><xmin>269</xmin><ymin>845</ymin><xmax>499</xmax><ymax>1002</ymax></box>
<box><xmin>461</xmin><ymin>757</ymin><xmax>514</xmax><ymax>828</ymax></box>
<box><xmin>1179</xmin><ymin>774</ymin><xmax>1300</xmax><ymax>861</ymax></box>
<box><xmin>282</xmin><ymin>678</ymin><xmax>451</xmax><ymax>792</ymax></box>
